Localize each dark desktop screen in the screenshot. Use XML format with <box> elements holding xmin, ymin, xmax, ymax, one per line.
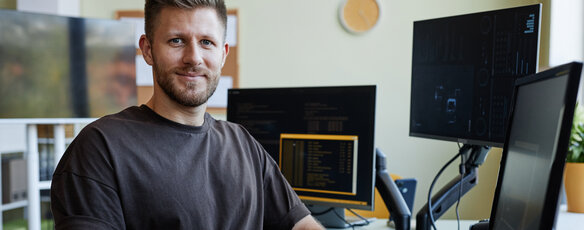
<box><xmin>491</xmin><ymin>68</ymin><xmax>573</xmax><ymax>230</ymax></box>
<box><xmin>409</xmin><ymin>4</ymin><xmax>540</xmax><ymax>147</ymax></box>
<box><xmin>0</xmin><ymin>9</ymin><xmax>136</xmax><ymax>119</ymax></box>
<box><xmin>227</xmin><ymin>85</ymin><xmax>376</xmax><ymax>209</ymax></box>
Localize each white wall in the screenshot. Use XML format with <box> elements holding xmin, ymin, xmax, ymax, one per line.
<box><xmin>550</xmin><ymin>0</ymin><xmax>584</xmax><ymax>66</ymax></box>
<box><xmin>17</xmin><ymin>0</ymin><xmax>79</xmax><ymax>16</ymax></box>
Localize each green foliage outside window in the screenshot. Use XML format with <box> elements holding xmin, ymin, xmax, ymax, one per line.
<box><xmin>569</xmin><ymin>103</ymin><xmax>584</xmax><ymax>163</ymax></box>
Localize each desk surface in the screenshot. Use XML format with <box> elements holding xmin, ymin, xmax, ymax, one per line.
<box><xmin>326</xmin><ymin>219</ymin><xmax>475</xmax><ymax>230</ymax></box>
<box><xmin>327</xmin><ymin>205</ymin><xmax>584</xmax><ymax>229</ymax></box>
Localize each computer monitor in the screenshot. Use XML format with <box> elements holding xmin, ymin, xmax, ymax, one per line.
<box><xmin>409</xmin><ymin>4</ymin><xmax>541</xmax><ymax>147</ymax></box>
<box><xmin>489</xmin><ymin>62</ymin><xmax>583</xmax><ymax>230</ymax></box>
<box><xmin>227</xmin><ymin>85</ymin><xmax>376</xmax><ymax>227</ymax></box>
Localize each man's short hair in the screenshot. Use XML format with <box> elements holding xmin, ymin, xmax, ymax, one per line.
<box><xmin>144</xmin><ymin>0</ymin><xmax>227</xmax><ymax>43</ymax></box>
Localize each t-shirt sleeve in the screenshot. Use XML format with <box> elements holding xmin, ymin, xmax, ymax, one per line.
<box><xmin>261</xmin><ymin>151</ymin><xmax>311</xmax><ymax>229</ymax></box>
<box><xmin>50</xmin><ymin>125</ymin><xmax>125</xmax><ymax>230</ymax></box>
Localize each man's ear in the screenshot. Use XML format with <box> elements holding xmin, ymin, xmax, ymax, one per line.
<box><xmin>139</xmin><ymin>35</ymin><xmax>154</xmax><ymax>66</ymax></box>
<box><xmin>221</xmin><ymin>42</ymin><xmax>230</xmax><ymax>68</ymax></box>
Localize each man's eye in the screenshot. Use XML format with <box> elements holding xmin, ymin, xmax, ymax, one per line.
<box><xmin>201</xmin><ymin>39</ymin><xmax>213</xmax><ymax>46</ymax></box>
<box><xmin>170</xmin><ymin>38</ymin><xmax>183</xmax><ymax>44</ymax></box>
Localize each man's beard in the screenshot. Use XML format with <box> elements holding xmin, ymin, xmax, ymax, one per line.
<box><xmin>153</xmin><ymin>63</ymin><xmax>220</xmax><ymax>108</ymax></box>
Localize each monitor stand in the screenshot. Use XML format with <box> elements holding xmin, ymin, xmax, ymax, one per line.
<box><xmin>416</xmin><ymin>144</ymin><xmax>490</xmax><ymax>230</ymax></box>
<box><xmin>307</xmin><ymin>205</ymin><xmax>374</xmax><ymax>228</ymax></box>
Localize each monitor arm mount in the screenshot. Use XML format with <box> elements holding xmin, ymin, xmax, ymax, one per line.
<box><xmin>375</xmin><ymin>148</ymin><xmax>412</xmax><ymax>230</ymax></box>
<box><xmin>416</xmin><ymin>144</ymin><xmax>490</xmax><ymax>230</ymax></box>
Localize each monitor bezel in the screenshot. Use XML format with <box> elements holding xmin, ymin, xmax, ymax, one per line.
<box><xmin>488</xmin><ymin>62</ymin><xmax>583</xmax><ymax>230</ymax></box>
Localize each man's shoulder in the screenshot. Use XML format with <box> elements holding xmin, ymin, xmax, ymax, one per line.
<box><xmin>208</xmin><ymin>115</ymin><xmax>248</xmax><ymax>134</ymax></box>
<box><xmin>80</xmin><ymin>106</ymin><xmax>147</xmax><ymax>134</ymax></box>
<box><xmin>99</xmin><ymin>106</ymin><xmax>145</xmax><ymax>123</ymax></box>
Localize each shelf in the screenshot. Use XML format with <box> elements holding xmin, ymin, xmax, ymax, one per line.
<box><xmin>0</xmin><ymin>151</ymin><xmax>25</xmax><ymax>155</ymax></box>
<box><xmin>1</xmin><ymin>200</ymin><xmax>28</xmax><ymax>212</ymax></box>
<box><xmin>0</xmin><ymin>118</ymin><xmax>96</xmax><ymax>125</ymax></box>
<box><xmin>0</xmin><ymin>122</ymin><xmax>89</xmax><ymax>230</ymax></box>
<box><xmin>38</xmin><ymin>181</ymin><xmax>51</xmax><ymax>190</ymax></box>
<box><xmin>37</xmin><ymin>138</ymin><xmax>74</xmax><ymax>145</ymax></box>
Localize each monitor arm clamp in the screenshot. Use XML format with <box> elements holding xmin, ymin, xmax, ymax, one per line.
<box><xmin>375</xmin><ymin>148</ymin><xmax>412</xmax><ymax>230</ymax></box>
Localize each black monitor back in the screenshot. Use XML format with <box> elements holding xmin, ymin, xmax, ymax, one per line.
<box><xmin>489</xmin><ymin>62</ymin><xmax>583</xmax><ymax>230</ymax></box>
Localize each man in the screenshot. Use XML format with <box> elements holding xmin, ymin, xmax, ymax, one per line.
<box><xmin>50</xmin><ymin>0</ymin><xmax>323</xmax><ymax>229</ymax></box>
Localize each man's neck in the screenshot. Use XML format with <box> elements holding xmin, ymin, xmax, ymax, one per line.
<box><xmin>145</xmin><ymin>95</ymin><xmax>207</xmax><ymax>127</ymax></box>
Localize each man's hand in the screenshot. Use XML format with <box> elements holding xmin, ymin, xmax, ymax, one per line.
<box><xmin>292</xmin><ymin>215</ymin><xmax>325</xmax><ymax>230</ymax></box>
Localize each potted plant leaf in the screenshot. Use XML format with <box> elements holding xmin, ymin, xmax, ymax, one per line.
<box><xmin>566</xmin><ymin>103</ymin><xmax>584</xmax><ymax>213</ymax></box>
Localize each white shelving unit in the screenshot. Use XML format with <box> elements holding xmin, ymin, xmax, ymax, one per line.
<box><xmin>0</xmin><ymin>119</ymin><xmax>94</xmax><ymax>230</ymax></box>
<box><xmin>0</xmin><ymin>163</ymin><xmax>28</xmax><ymax>229</ymax></box>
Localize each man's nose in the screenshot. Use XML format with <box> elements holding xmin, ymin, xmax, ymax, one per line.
<box><xmin>182</xmin><ymin>43</ymin><xmax>203</xmax><ymax>66</ymax></box>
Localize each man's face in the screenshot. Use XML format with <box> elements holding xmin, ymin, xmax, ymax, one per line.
<box><xmin>142</xmin><ymin>7</ymin><xmax>228</xmax><ymax>107</ymax></box>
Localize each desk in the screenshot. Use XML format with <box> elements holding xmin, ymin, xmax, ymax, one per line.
<box><xmin>556</xmin><ymin>204</ymin><xmax>584</xmax><ymax>230</ymax></box>
<box><xmin>328</xmin><ymin>205</ymin><xmax>583</xmax><ymax>229</ymax></box>
<box><xmin>326</xmin><ymin>219</ymin><xmax>474</xmax><ymax>230</ymax></box>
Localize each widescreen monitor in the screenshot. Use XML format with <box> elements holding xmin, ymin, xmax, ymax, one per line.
<box><xmin>409</xmin><ymin>4</ymin><xmax>541</xmax><ymax>147</ymax></box>
<box><xmin>227</xmin><ymin>86</ymin><xmax>376</xmax><ymax>212</ymax></box>
<box><xmin>489</xmin><ymin>62</ymin><xmax>583</xmax><ymax>230</ymax></box>
<box><xmin>0</xmin><ymin>9</ymin><xmax>136</xmax><ymax>119</ymax></box>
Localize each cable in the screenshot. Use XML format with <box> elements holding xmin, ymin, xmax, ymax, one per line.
<box><xmin>310</xmin><ymin>207</ymin><xmax>334</xmax><ymax>216</ymax></box>
<box><xmin>428</xmin><ymin>150</ymin><xmax>463</xmax><ymax>230</ymax></box>
<box><xmin>347</xmin><ymin>208</ymin><xmax>371</xmax><ymax>226</ymax></box>
<box><xmin>331</xmin><ymin>208</ymin><xmax>354</xmax><ymax>230</ymax></box>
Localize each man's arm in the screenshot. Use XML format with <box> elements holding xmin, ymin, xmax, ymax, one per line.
<box><xmin>292</xmin><ymin>215</ymin><xmax>325</xmax><ymax>230</ymax></box>
<box><xmin>51</xmin><ymin>126</ymin><xmax>125</xmax><ymax>229</ymax></box>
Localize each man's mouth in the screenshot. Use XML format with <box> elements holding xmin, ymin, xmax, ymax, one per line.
<box><xmin>176</xmin><ymin>71</ymin><xmax>206</xmax><ymax>79</ymax></box>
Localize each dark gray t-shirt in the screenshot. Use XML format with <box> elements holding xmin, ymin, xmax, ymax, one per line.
<box><xmin>51</xmin><ymin>105</ymin><xmax>310</xmax><ymax>230</ymax></box>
